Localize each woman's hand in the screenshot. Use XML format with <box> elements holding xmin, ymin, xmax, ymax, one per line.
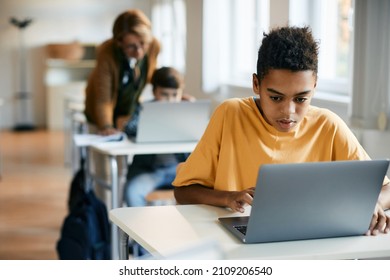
<box><xmin>115</xmin><ymin>115</ymin><xmax>130</xmax><ymax>130</ymax></box>
<box><xmin>226</xmin><ymin>188</ymin><xmax>255</xmax><ymax>213</ymax></box>
<box><xmin>366</xmin><ymin>203</ymin><xmax>390</xmax><ymax>235</ymax></box>
<box><xmin>99</xmin><ymin>126</ymin><xmax>119</xmax><ymax>136</ymax></box>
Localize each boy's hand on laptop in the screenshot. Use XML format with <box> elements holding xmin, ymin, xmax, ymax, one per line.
<box><xmin>227</xmin><ymin>188</ymin><xmax>255</xmax><ymax>213</ymax></box>
<box><xmin>366</xmin><ymin>203</ymin><xmax>390</xmax><ymax>236</ymax></box>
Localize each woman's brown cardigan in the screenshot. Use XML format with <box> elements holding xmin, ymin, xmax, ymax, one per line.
<box><xmin>84</xmin><ymin>38</ymin><xmax>160</xmax><ymax>129</ymax></box>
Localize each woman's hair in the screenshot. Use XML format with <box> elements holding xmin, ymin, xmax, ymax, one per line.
<box><xmin>112</xmin><ymin>9</ymin><xmax>160</xmax><ymax>82</ymax></box>
<box><xmin>256</xmin><ymin>26</ymin><xmax>319</xmax><ymax>81</ymax></box>
<box><xmin>151</xmin><ymin>67</ymin><xmax>184</xmax><ymax>90</ymax></box>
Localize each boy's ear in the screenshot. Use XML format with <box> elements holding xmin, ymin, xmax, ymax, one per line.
<box><xmin>252</xmin><ymin>73</ymin><xmax>260</xmax><ymax>94</ymax></box>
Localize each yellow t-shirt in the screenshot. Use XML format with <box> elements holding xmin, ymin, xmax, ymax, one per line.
<box><xmin>173</xmin><ymin>97</ymin><xmax>389</xmax><ymax>191</ymax></box>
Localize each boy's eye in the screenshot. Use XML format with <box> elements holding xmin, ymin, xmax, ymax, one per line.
<box><xmin>161</xmin><ymin>92</ymin><xmax>170</xmax><ymax>97</ymax></box>
<box><xmin>161</xmin><ymin>92</ymin><xmax>177</xmax><ymax>98</ymax></box>
<box><xmin>295</xmin><ymin>97</ymin><xmax>307</xmax><ymax>103</ymax></box>
<box><xmin>270</xmin><ymin>96</ymin><xmax>282</xmax><ymax>102</ymax></box>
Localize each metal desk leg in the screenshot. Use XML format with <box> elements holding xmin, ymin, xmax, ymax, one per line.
<box><xmin>109</xmin><ymin>155</ymin><xmax>119</xmax><ymax>259</ymax></box>
<box><xmin>119</xmin><ymin>227</ymin><xmax>129</xmax><ymax>260</ymax></box>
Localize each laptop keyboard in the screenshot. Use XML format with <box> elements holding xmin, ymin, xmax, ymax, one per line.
<box><xmin>234</xmin><ymin>225</ymin><xmax>247</xmax><ymax>235</ymax></box>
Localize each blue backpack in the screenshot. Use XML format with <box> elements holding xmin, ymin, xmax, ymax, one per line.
<box><xmin>56</xmin><ymin>162</ymin><xmax>111</xmax><ymax>260</ymax></box>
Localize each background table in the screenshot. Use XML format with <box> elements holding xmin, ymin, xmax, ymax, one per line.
<box><xmin>87</xmin><ymin>138</ymin><xmax>197</xmax><ymax>259</ymax></box>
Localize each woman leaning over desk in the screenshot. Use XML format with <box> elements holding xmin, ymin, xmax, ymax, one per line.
<box><xmin>84</xmin><ymin>9</ymin><xmax>160</xmax><ymax>135</ymax></box>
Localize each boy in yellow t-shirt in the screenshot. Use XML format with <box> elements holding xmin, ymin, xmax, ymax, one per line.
<box><xmin>172</xmin><ymin>26</ymin><xmax>390</xmax><ymax>236</ymax></box>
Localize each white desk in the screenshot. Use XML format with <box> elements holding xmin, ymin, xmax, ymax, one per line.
<box><xmin>110</xmin><ymin>204</ymin><xmax>390</xmax><ymax>260</ymax></box>
<box><xmin>87</xmin><ymin>139</ymin><xmax>197</xmax><ymax>259</ymax></box>
<box><xmin>89</xmin><ymin>139</ymin><xmax>197</xmax><ymax>208</ymax></box>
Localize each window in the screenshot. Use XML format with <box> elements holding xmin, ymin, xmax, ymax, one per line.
<box><xmin>151</xmin><ymin>0</ymin><xmax>186</xmax><ymax>73</ymax></box>
<box><xmin>290</xmin><ymin>0</ymin><xmax>353</xmax><ymax>96</ymax></box>
<box><xmin>231</xmin><ymin>0</ymin><xmax>270</xmax><ymax>83</ymax></box>
<box><xmin>203</xmin><ymin>0</ymin><xmax>269</xmax><ymax>92</ymax></box>
<box><xmin>203</xmin><ymin>0</ymin><xmax>353</xmax><ymax>98</ymax></box>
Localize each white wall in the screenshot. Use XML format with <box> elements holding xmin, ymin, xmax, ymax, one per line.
<box><xmin>0</xmin><ymin>0</ymin><xmax>152</xmax><ymax>129</ymax></box>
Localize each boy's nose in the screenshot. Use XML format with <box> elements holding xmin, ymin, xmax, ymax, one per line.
<box><xmin>282</xmin><ymin>101</ymin><xmax>296</xmax><ymax>114</ymax></box>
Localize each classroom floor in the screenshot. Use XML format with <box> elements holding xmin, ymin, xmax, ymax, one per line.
<box><xmin>0</xmin><ymin>129</ymin><xmax>71</xmax><ymax>260</ymax></box>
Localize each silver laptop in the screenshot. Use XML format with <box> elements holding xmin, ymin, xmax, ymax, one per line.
<box><xmin>135</xmin><ymin>100</ymin><xmax>211</xmax><ymax>143</ymax></box>
<box><xmin>219</xmin><ymin>159</ymin><xmax>390</xmax><ymax>243</ymax></box>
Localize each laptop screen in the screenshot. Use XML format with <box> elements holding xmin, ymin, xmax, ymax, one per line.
<box><xmin>135</xmin><ymin>100</ymin><xmax>211</xmax><ymax>143</ymax></box>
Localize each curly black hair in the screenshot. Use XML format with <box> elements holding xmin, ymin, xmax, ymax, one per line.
<box><xmin>256</xmin><ymin>26</ymin><xmax>319</xmax><ymax>81</ymax></box>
